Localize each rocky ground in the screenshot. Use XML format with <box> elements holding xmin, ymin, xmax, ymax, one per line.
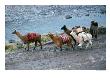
<box><xmin>5</xmin><ymin>34</ymin><xmax>106</xmax><ymax>70</ymax></box>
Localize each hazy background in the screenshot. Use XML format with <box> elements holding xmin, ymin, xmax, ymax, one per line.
<box><xmin>5</xmin><ymin>5</ymin><xmax>106</xmax><ymax>41</ymax></box>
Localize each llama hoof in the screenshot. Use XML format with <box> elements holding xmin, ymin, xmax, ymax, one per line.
<box><xmin>78</xmin><ymin>46</ymin><xmax>82</xmax><ymax>49</ymax></box>
<box><xmin>49</xmin><ymin>48</ymin><xmax>51</xmax><ymax>51</ymax></box>
<box><xmin>24</xmin><ymin>48</ymin><xmax>29</xmax><ymax>51</ymax></box>
<box><xmin>91</xmin><ymin>46</ymin><xmax>93</xmax><ymax>49</ymax></box>
<box><xmin>60</xmin><ymin>49</ymin><xmax>62</xmax><ymax>51</ymax></box>
<box><xmin>54</xmin><ymin>48</ymin><xmax>56</xmax><ymax>51</ymax></box>
<box><xmin>79</xmin><ymin>48</ymin><xmax>82</xmax><ymax>50</ymax></box>
<box><xmin>54</xmin><ymin>49</ymin><xmax>56</xmax><ymax>52</ymax></box>
<box><xmin>72</xmin><ymin>47</ymin><xmax>75</xmax><ymax>50</ymax></box>
<box><xmin>33</xmin><ymin>47</ymin><xmax>35</xmax><ymax>50</ymax></box>
<box><xmin>33</xmin><ymin>48</ymin><xmax>36</xmax><ymax>51</ymax></box>
<box><xmin>25</xmin><ymin>48</ymin><xmax>26</xmax><ymax>50</ymax></box>
<box><xmin>78</xmin><ymin>47</ymin><xmax>82</xmax><ymax>50</ymax></box>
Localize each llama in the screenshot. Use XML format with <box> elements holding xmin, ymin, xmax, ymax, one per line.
<box><xmin>48</xmin><ymin>32</ymin><xmax>73</xmax><ymax>51</ymax></box>
<box><xmin>90</xmin><ymin>21</ymin><xmax>98</xmax><ymax>39</ymax></box>
<box><xmin>12</xmin><ymin>30</ymin><xmax>42</xmax><ymax>51</ymax></box>
<box><xmin>61</xmin><ymin>25</ymin><xmax>76</xmax><ymax>46</ymax></box>
<box><xmin>70</xmin><ymin>30</ymin><xmax>92</xmax><ymax>49</ymax></box>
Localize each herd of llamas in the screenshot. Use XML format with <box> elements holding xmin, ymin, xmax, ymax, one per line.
<box><xmin>12</xmin><ymin>21</ymin><xmax>98</xmax><ymax>51</ymax></box>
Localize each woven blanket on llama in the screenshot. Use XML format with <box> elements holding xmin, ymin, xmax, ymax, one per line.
<box><xmin>27</xmin><ymin>33</ymin><xmax>40</xmax><ymax>41</ymax></box>
<box><xmin>59</xmin><ymin>33</ymin><xmax>69</xmax><ymax>43</ymax></box>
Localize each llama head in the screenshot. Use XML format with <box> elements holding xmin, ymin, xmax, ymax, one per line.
<box><xmin>75</xmin><ymin>26</ymin><xmax>80</xmax><ymax>28</ymax></box>
<box><xmin>12</xmin><ymin>30</ymin><xmax>17</xmax><ymax>34</ymax></box>
<box><xmin>82</xmin><ymin>26</ymin><xmax>86</xmax><ymax>30</ymax></box>
<box><xmin>48</xmin><ymin>32</ymin><xmax>54</xmax><ymax>38</ymax></box>
<box><xmin>61</xmin><ymin>25</ymin><xmax>66</xmax><ymax>30</ymax></box>
<box><xmin>91</xmin><ymin>21</ymin><xmax>95</xmax><ymax>24</ymax></box>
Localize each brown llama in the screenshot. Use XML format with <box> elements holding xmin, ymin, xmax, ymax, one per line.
<box><xmin>48</xmin><ymin>32</ymin><xmax>73</xmax><ymax>51</ymax></box>
<box><xmin>12</xmin><ymin>30</ymin><xmax>42</xmax><ymax>51</ymax></box>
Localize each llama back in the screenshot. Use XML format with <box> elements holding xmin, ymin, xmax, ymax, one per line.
<box><xmin>78</xmin><ymin>32</ymin><xmax>92</xmax><ymax>42</ymax></box>
<box><xmin>27</xmin><ymin>33</ymin><xmax>41</xmax><ymax>41</ymax></box>
<box><xmin>59</xmin><ymin>33</ymin><xmax>70</xmax><ymax>43</ymax></box>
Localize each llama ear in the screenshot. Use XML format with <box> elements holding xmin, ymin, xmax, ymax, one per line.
<box><xmin>48</xmin><ymin>32</ymin><xmax>51</xmax><ymax>34</ymax></box>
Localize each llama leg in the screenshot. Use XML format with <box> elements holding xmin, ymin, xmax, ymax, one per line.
<box><xmin>89</xmin><ymin>40</ymin><xmax>93</xmax><ymax>48</ymax></box>
<box><xmin>72</xmin><ymin>36</ymin><xmax>76</xmax><ymax>47</ymax></box>
<box><xmin>86</xmin><ymin>42</ymin><xmax>89</xmax><ymax>49</ymax></box>
<box><xmin>38</xmin><ymin>40</ymin><xmax>42</xmax><ymax>49</ymax></box>
<box><xmin>78</xmin><ymin>42</ymin><xmax>83</xmax><ymax>49</ymax></box>
<box><xmin>72</xmin><ymin>44</ymin><xmax>74</xmax><ymax>50</ymax></box>
<box><xmin>69</xmin><ymin>43</ymin><xmax>74</xmax><ymax>50</ymax></box>
<box><xmin>27</xmin><ymin>43</ymin><xmax>30</xmax><ymax>51</ymax></box>
<box><xmin>95</xmin><ymin>33</ymin><xmax>98</xmax><ymax>39</ymax></box>
<box><xmin>24</xmin><ymin>44</ymin><xmax>27</xmax><ymax>50</ymax></box>
<box><xmin>67</xmin><ymin>43</ymin><xmax>74</xmax><ymax>50</ymax></box>
<box><xmin>60</xmin><ymin>46</ymin><xmax>62</xmax><ymax>51</ymax></box>
<box><xmin>57</xmin><ymin>44</ymin><xmax>62</xmax><ymax>51</ymax></box>
<box><xmin>33</xmin><ymin>41</ymin><xmax>37</xmax><ymax>50</ymax></box>
<box><xmin>78</xmin><ymin>44</ymin><xmax>82</xmax><ymax>48</ymax></box>
<box><xmin>53</xmin><ymin>46</ymin><xmax>57</xmax><ymax>51</ymax></box>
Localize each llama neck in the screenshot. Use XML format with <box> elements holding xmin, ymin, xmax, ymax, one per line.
<box><xmin>15</xmin><ymin>32</ymin><xmax>24</xmax><ymax>41</ymax></box>
<box><xmin>74</xmin><ymin>34</ymin><xmax>78</xmax><ymax>40</ymax></box>
<box><xmin>65</xmin><ymin>28</ymin><xmax>69</xmax><ymax>32</ymax></box>
<box><xmin>50</xmin><ymin>36</ymin><xmax>54</xmax><ymax>40</ymax></box>
<box><xmin>72</xmin><ymin>33</ymin><xmax>78</xmax><ymax>40</ymax></box>
<box><xmin>50</xmin><ymin>35</ymin><xmax>57</xmax><ymax>42</ymax></box>
<box><xmin>66</xmin><ymin>28</ymin><xmax>71</xmax><ymax>34</ymax></box>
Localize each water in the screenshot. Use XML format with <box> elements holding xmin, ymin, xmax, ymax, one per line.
<box><xmin>5</xmin><ymin>5</ymin><xmax>106</xmax><ymax>41</ymax></box>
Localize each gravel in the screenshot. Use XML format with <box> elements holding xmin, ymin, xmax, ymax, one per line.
<box><xmin>5</xmin><ymin>34</ymin><xmax>106</xmax><ymax>70</ymax></box>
